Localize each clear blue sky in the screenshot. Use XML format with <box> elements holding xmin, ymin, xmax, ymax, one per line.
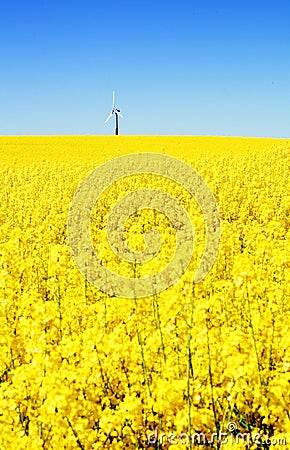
<box><xmin>1</xmin><ymin>0</ymin><xmax>289</xmax><ymax>137</ymax></box>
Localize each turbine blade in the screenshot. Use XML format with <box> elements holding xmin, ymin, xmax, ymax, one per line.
<box><xmin>105</xmin><ymin>113</ymin><xmax>113</xmax><ymax>123</ymax></box>
<box><xmin>117</xmin><ymin>112</ymin><xmax>123</xmax><ymax>118</ymax></box>
<box><xmin>112</xmin><ymin>90</ymin><xmax>115</xmax><ymax>108</ymax></box>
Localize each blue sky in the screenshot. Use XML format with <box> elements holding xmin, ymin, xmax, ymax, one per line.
<box><xmin>1</xmin><ymin>0</ymin><xmax>289</xmax><ymax>137</ymax></box>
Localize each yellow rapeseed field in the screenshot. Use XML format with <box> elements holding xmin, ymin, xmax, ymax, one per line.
<box><xmin>0</xmin><ymin>136</ymin><xmax>289</xmax><ymax>449</ymax></box>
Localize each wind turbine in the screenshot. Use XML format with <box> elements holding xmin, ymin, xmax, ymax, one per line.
<box><xmin>105</xmin><ymin>91</ymin><xmax>123</xmax><ymax>135</ymax></box>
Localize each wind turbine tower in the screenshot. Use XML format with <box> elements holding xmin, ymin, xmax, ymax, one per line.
<box><xmin>105</xmin><ymin>91</ymin><xmax>123</xmax><ymax>135</ymax></box>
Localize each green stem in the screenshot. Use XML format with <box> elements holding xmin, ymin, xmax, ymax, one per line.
<box><xmin>206</xmin><ymin>321</ymin><xmax>220</xmax><ymax>449</ymax></box>
<box><xmin>154</xmin><ymin>292</ymin><xmax>166</xmax><ymax>364</ymax></box>
<box><xmin>57</xmin><ymin>276</ymin><xmax>62</xmax><ymax>341</ymax></box>
<box><xmin>247</xmin><ymin>297</ymin><xmax>263</xmax><ymax>387</ymax></box>
<box><xmin>187</xmin><ymin>287</ymin><xmax>195</xmax><ymax>450</ymax></box>
<box><xmin>135</xmin><ymin>299</ymin><xmax>151</xmax><ymax>397</ymax></box>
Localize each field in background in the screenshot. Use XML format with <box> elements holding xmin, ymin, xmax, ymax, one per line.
<box><xmin>0</xmin><ymin>136</ymin><xmax>289</xmax><ymax>449</ymax></box>
<box><xmin>0</xmin><ymin>135</ymin><xmax>288</xmax><ymax>165</ymax></box>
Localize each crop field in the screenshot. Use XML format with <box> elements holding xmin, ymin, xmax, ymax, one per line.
<box><xmin>0</xmin><ymin>136</ymin><xmax>289</xmax><ymax>449</ymax></box>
